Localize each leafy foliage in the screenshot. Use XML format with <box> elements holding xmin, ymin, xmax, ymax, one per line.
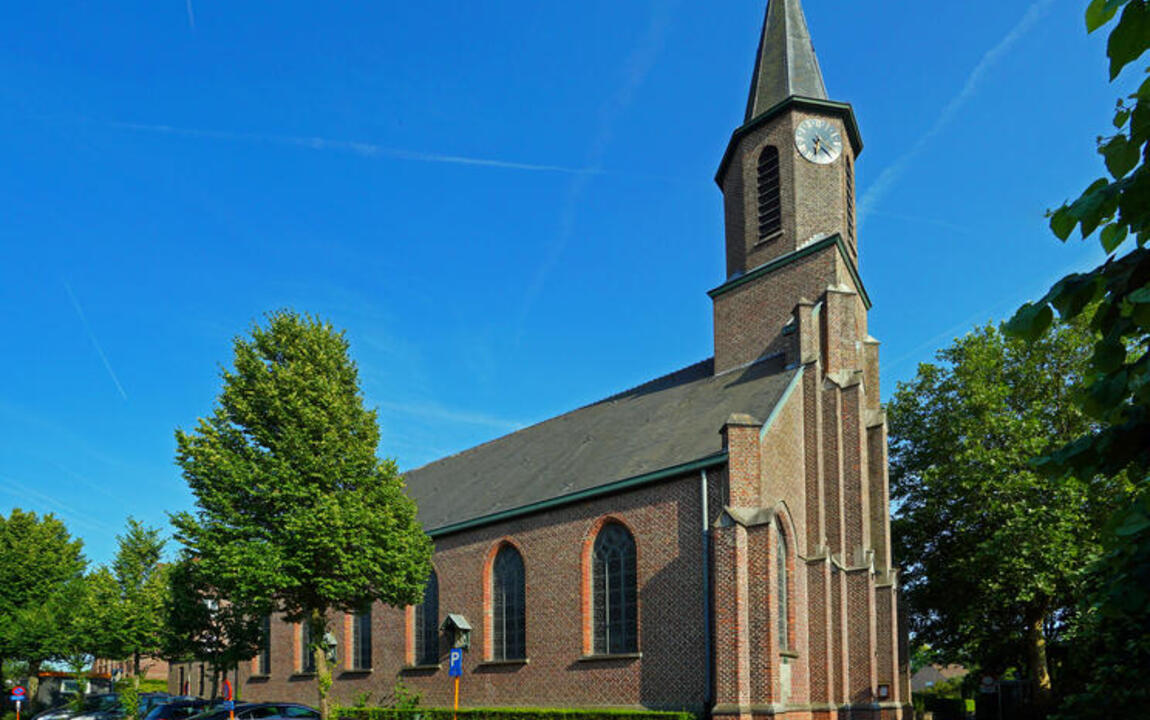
<box><xmin>171</xmin><ymin>310</ymin><xmax>433</xmax><ymax>718</ymax></box>
<box><xmin>161</xmin><ymin>554</ymin><xmax>267</xmax><ymax>683</ymax></box>
<box><xmin>888</xmin><ymin>321</ymin><xmax>1121</xmax><ymax>708</ymax></box>
<box><xmin>0</xmin><ymin>509</ymin><xmax>88</xmax><ymax>689</ymax></box>
<box><xmin>1003</xmin><ymin>1</ymin><xmax>1150</xmax><ymax>717</ymax></box>
<box><xmin>115</xmin><ymin>679</ymin><xmax>139</xmax><ymax>720</ymax></box>
<box><xmin>105</xmin><ymin>519</ymin><xmax>170</xmax><ymax>677</ymax></box>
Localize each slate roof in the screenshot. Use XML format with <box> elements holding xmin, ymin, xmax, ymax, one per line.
<box><xmin>404</xmin><ymin>357</ymin><xmax>798</xmax><ymax>534</ymax></box>
<box><xmin>745</xmin><ymin>0</ymin><xmax>828</xmax><ymax>122</ymax></box>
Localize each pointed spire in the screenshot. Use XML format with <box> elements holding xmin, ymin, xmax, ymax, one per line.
<box><xmin>744</xmin><ymin>0</ymin><xmax>828</xmax><ymax>122</ymax></box>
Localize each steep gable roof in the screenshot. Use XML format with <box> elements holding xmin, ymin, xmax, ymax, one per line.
<box><xmin>404</xmin><ymin>357</ymin><xmax>797</xmax><ymax>534</ymax></box>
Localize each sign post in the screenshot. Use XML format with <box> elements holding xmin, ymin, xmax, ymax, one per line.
<box><xmin>222</xmin><ymin>680</ymin><xmax>235</xmax><ymax>720</ymax></box>
<box><xmin>11</xmin><ymin>685</ymin><xmax>26</xmax><ymax>720</ymax></box>
<box><xmin>448</xmin><ymin>649</ymin><xmax>463</xmax><ymax>720</ymax></box>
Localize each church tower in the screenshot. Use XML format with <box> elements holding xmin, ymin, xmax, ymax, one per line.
<box><xmin>711</xmin><ymin>0</ymin><xmax>865</xmax><ymax>375</ymax></box>
<box><xmin>708</xmin><ymin>2</ymin><xmax>909</xmax><ymax>719</ymax></box>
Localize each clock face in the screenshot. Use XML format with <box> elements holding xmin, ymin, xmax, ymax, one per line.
<box><xmin>795</xmin><ymin>118</ymin><xmax>843</xmax><ymax>165</ymax></box>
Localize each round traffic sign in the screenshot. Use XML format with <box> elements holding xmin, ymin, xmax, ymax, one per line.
<box><xmin>11</xmin><ymin>687</ymin><xmax>25</xmax><ymax>697</ymax></box>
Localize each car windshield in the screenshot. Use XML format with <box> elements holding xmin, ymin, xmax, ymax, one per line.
<box><xmin>140</xmin><ymin>697</ymin><xmax>171</xmax><ymax>714</ymax></box>
<box><xmin>82</xmin><ymin>696</ymin><xmax>121</xmax><ymax>712</ymax></box>
<box><xmin>145</xmin><ymin>701</ymin><xmax>209</xmax><ymax>720</ymax></box>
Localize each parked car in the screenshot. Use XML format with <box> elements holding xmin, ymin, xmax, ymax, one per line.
<box><xmin>32</xmin><ymin>694</ymin><xmax>119</xmax><ymax>720</ymax></box>
<box><xmin>139</xmin><ymin>694</ymin><xmax>173</xmax><ymax>714</ymax></box>
<box><xmin>142</xmin><ymin>698</ymin><xmax>215</xmax><ymax>720</ymax></box>
<box><xmin>49</xmin><ymin>691</ymin><xmax>174</xmax><ymax>720</ymax></box>
<box><xmin>188</xmin><ymin>703</ymin><xmax>318</xmax><ymax>720</ymax></box>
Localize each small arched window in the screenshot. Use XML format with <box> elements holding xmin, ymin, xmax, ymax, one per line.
<box><xmin>492</xmin><ymin>545</ymin><xmax>526</xmax><ymax>660</ymax></box>
<box><xmin>299</xmin><ymin>622</ymin><xmax>316</xmax><ymax>673</ymax></box>
<box><xmin>592</xmin><ymin>523</ymin><xmax>638</xmax><ymax>654</ymax></box>
<box><xmin>776</xmin><ymin>517</ymin><xmax>790</xmax><ymax>651</ymax></box>
<box><xmin>351</xmin><ymin>606</ymin><xmax>372</xmax><ymax>670</ymax></box>
<box><xmin>758</xmin><ymin>146</ymin><xmax>782</xmax><ymax>240</ymax></box>
<box><xmin>257</xmin><ymin>615</ymin><xmax>271</xmax><ymax>675</ymax></box>
<box><xmin>414</xmin><ymin>570</ymin><xmax>439</xmax><ymax>665</ymax></box>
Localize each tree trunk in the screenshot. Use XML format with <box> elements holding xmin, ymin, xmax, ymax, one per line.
<box><xmin>310</xmin><ymin>609</ymin><xmax>332</xmax><ymax>720</ymax></box>
<box><xmin>133</xmin><ymin>652</ymin><xmax>141</xmax><ymax>681</ymax></box>
<box><xmin>1026</xmin><ymin>605</ymin><xmax>1054</xmax><ymax>717</ymax></box>
<box><xmin>27</xmin><ymin>661</ymin><xmax>41</xmax><ymax>709</ymax></box>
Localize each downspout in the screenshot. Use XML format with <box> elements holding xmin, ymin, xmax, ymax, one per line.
<box><xmin>701</xmin><ymin>468</ymin><xmax>714</xmax><ymax>713</ymax></box>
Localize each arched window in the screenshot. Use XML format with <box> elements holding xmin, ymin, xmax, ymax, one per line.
<box><xmin>299</xmin><ymin>622</ymin><xmax>316</xmax><ymax>673</ymax></box>
<box><xmin>758</xmin><ymin>145</ymin><xmax>782</xmax><ymax>240</ymax></box>
<box><xmin>257</xmin><ymin>615</ymin><xmax>271</xmax><ymax>675</ymax></box>
<box><xmin>592</xmin><ymin>523</ymin><xmax>638</xmax><ymax>654</ymax></box>
<box><xmin>492</xmin><ymin>545</ymin><xmax>526</xmax><ymax>660</ymax></box>
<box><xmin>351</xmin><ymin>607</ymin><xmax>372</xmax><ymax>670</ymax></box>
<box><xmin>776</xmin><ymin>517</ymin><xmax>790</xmax><ymax>651</ymax></box>
<box><xmin>414</xmin><ymin>570</ymin><xmax>439</xmax><ymax>665</ymax></box>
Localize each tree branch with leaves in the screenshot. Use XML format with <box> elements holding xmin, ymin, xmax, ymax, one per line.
<box><xmin>1004</xmin><ymin>1</ymin><xmax>1149</xmax><ymax>717</ymax></box>
<box><xmin>171</xmin><ymin>310</ymin><xmax>433</xmax><ymax>719</ymax></box>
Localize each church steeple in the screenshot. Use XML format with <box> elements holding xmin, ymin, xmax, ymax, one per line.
<box><xmin>711</xmin><ymin>0</ymin><xmax>867</xmax><ymax>375</ymax></box>
<box><xmin>744</xmin><ymin>0</ymin><xmax>828</xmax><ymax>122</ymax></box>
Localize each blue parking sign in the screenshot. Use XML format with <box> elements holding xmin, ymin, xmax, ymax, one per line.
<box><xmin>448</xmin><ymin>648</ymin><xmax>463</xmax><ymax>677</ymax></box>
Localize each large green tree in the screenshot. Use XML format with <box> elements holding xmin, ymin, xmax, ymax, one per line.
<box><xmin>0</xmin><ymin>509</ymin><xmax>87</xmax><ymax>696</ymax></box>
<box><xmin>1004</xmin><ymin>1</ymin><xmax>1150</xmax><ymax>717</ymax></box>
<box><xmin>106</xmin><ymin>519</ymin><xmax>170</xmax><ymax>681</ymax></box>
<box><xmin>171</xmin><ymin>310</ymin><xmax>433</xmax><ymax>718</ymax></box>
<box><xmin>887</xmin><ymin>320</ymin><xmax>1125</xmax><ymax>714</ymax></box>
<box><xmin>161</xmin><ymin>556</ymin><xmax>267</xmax><ymax>700</ymax></box>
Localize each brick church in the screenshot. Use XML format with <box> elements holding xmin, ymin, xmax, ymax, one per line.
<box><xmin>171</xmin><ymin>2</ymin><xmax>909</xmax><ymax>718</ymax></box>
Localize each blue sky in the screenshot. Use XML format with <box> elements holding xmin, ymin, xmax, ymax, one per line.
<box><xmin>0</xmin><ymin>0</ymin><xmax>1138</xmax><ymax>565</ymax></box>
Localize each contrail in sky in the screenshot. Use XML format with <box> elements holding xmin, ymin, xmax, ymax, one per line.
<box><xmin>859</xmin><ymin>0</ymin><xmax>1055</xmax><ymax>225</ymax></box>
<box><xmin>0</xmin><ymin>474</ymin><xmax>117</xmax><ymax>534</ymax></box>
<box><xmin>64</xmin><ymin>282</ymin><xmax>129</xmax><ymax>401</ymax></box>
<box><xmin>515</xmin><ymin>0</ymin><xmax>682</xmax><ymax>341</ymax></box>
<box><xmin>110</xmin><ymin>121</ymin><xmax>599</xmax><ymax>176</ymax></box>
<box><xmin>186</xmin><ymin>0</ymin><xmax>196</xmax><ymax>30</ymax></box>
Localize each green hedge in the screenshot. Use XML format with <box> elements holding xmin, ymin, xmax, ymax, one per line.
<box><xmin>336</xmin><ymin>707</ymin><xmax>694</xmax><ymax>720</ymax></box>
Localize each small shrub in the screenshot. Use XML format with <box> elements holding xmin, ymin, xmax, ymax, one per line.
<box><xmin>136</xmin><ymin>679</ymin><xmax>169</xmax><ymax>694</ymax></box>
<box><xmin>335</xmin><ymin>707</ymin><xmax>694</xmax><ymax>720</ymax></box>
<box><xmin>391</xmin><ymin>682</ymin><xmax>421</xmax><ymax>711</ymax></box>
<box><xmin>353</xmin><ymin>693</ymin><xmax>373</xmax><ymax>710</ymax></box>
<box><xmin>116</xmin><ymin>678</ymin><xmax>140</xmax><ymax>720</ymax></box>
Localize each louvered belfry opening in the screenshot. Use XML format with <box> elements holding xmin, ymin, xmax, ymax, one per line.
<box><xmin>846</xmin><ymin>155</ymin><xmax>856</xmax><ymax>248</ymax></box>
<box><xmin>592</xmin><ymin>523</ymin><xmax>638</xmax><ymax>655</ymax></box>
<box><xmin>758</xmin><ymin>145</ymin><xmax>783</xmax><ymax>240</ymax></box>
<box><xmin>492</xmin><ymin>545</ymin><xmax>526</xmax><ymax>660</ymax></box>
<box><xmin>414</xmin><ymin>570</ymin><xmax>439</xmax><ymax>665</ymax></box>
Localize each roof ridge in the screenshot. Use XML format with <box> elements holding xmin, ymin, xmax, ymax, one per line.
<box><xmin>583</xmin><ymin>357</ymin><xmax>715</xmax><ymax>407</ymax></box>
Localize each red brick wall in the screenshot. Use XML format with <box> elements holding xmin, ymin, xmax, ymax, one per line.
<box><xmin>92</xmin><ymin>656</ymin><xmax>170</xmax><ymax>681</ymax></box>
<box><xmin>176</xmin><ymin>472</ymin><xmax>714</xmax><ymax>713</ymax></box>
<box><xmin>712</xmin><ymin>247</ymin><xmax>838</xmax><ymax>374</ymax></box>
<box><xmin>719</xmin><ymin>111</ymin><xmax>857</xmax><ymax>281</ymax></box>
